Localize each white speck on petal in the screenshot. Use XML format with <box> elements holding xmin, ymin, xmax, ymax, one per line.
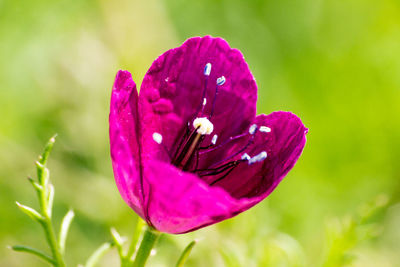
<box><xmin>248</xmin><ymin>151</ymin><xmax>267</xmax><ymax>165</ymax></box>
<box><xmin>241</xmin><ymin>153</ymin><xmax>251</xmax><ymax>161</ymax></box>
<box><xmin>249</xmin><ymin>124</ymin><xmax>258</xmax><ymax>134</ymax></box>
<box><xmin>216</xmin><ymin>76</ymin><xmax>226</xmax><ymax>86</ymax></box>
<box><xmin>204</xmin><ymin>63</ymin><xmax>212</xmax><ymax>76</ymax></box>
<box><xmin>259</xmin><ymin>126</ymin><xmax>271</xmax><ymax>133</ymax></box>
<box><xmin>211</xmin><ymin>134</ymin><xmax>218</xmax><ymax>145</ymax></box>
<box><xmin>152</xmin><ymin>132</ymin><xmax>163</xmax><ymax>144</ymax></box>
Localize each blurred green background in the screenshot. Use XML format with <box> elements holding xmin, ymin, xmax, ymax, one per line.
<box><xmin>1</xmin><ymin>0</ymin><xmax>399</xmax><ymax>266</ymax></box>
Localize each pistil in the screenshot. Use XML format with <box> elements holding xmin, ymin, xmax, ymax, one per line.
<box><xmin>173</xmin><ymin>130</ymin><xmax>203</xmax><ymax>170</ymax></box>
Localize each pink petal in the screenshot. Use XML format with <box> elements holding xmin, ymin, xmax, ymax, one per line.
<box><xmin>139</xmin><ymin>36</ymin><xmax>257</xmax><ymax>162</ymax></box>
<box><xmin>144</xmin><ymin>159</ymin><xmax>256</xmax><ymax>234</ymax></box>
<box><xmin>109</xmin><ymin>70</ymin><xmax>145</xmax><ymax>219</ymax></box>
<box><xmin>209</xmin><ymin>111</ymin><xmax>308</xmax><ymax>200</ymax></box>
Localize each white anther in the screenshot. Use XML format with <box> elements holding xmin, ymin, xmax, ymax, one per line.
<box><xmin>259</xmin><ymin>126</ymin><xmax>271</xmax><ymax>133</ymax></box>
<box><xmin>249</xmin><ymin>124</ymin><xmax>258</xmax><ymax>134</ymax></box>
<box><xmin>203</xmin><ymin>98</ymin><xmax>207</xmax><ymax>106</ymax></box>
<box><xmin>204</xmin><ymin>63</ymin><xmax>212</xmax><ymax>76</ymax></box>
<box><xmin>241</xmin><ymin>153</ymin><xmax>251</xmax><ymax>161</ymax></box>
<box><xmin>248</xmin><ymin>151</ymin><xmax>267</xmax><ymax>165</ymax></box>
<box><xmin>152</xmin><ymin>132</ymin><xmax>163</xmax><ymax>144</ymax></box>
<box><xmin>216</xmin><ymin>76</ymin><xmax>226</xmax><ymax>86</ymax></box>
<box><xmin>193</xmin><ymin>117</ymin><xmax>214</xmax><ymax>135</ymax></box>
<box><xmin>211</xmin><ymin>134</ymin><xmax>218</xmax><ymax>145</ymax></box>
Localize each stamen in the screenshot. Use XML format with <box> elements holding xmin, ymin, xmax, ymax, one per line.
<box><xmin>241</xmin><ymin>153</ymin><xmax>251</xmax><ymax>161</ymax></box>
<box><xmin>198</xmin><ymin>64</ymin><xmax>210</xmax><ymax>116</ymax></box>
<box><xmin>211</xmin><ymin>134</ymin><xmax>218</xmax><ymax>145</ymax></box>
<box><xmin>216</xmin><ymin>76</ymin><xmax>226</xmax><ymax>85</ymax></box>
<box><xmin>196</xmin><ymin>160</ymin><xmax>241</xmax><ymax>176</ymax></box>
<box><xmin>259</xmin><ymin>126</ymin><xmax>271</xmax><ymax>133</ymax></box>
<box><xmin>209</xmin><ymin>166</ymin><xmax>237</xmax><ymax>186</ymax></box>
<box><xmin>248</xmin><ymin>151</ymin><xmax>267</xmax><ymax>165</ymax></box>
<box><xmin>199</xmin><ymin>132</ymin><xmax>248</xmax><ymax>154</ymax></box>
<box><xmin>210</xmin><ymin>76</ymin><xmax>226</xmax><ymax>118</ymax></box>
<box><xmin>204</xmin><ymin>63</ymin><xmax>212</xmax><ymax>76</ymax></box>
<box><xmin>249</xmin><ymin>124</ymin><xmax>258</xmax><ymax>134</ymax></box>
<box><xmin>193</xmin><ymin>117</ymin><xmax>214</xmax><ymax>135</ymax></box>
<box><xmin>172</xmin><ymin>64</ymin><xmax>270</xmax><ymax>182</ymax></box>
<box><xmin>152</xmin><ymin>132</ymin><xmax>162</xmax><ymax>144</ymax></box>
<box><xmin>208</xmin><ymin>133</ymin><xmax>256</xmax><ymax>168</ymax></box>
<box><xmin>172</xmin><ymin>123</ymin><xmax>191</xmax><ymax>161</ymax></box>
<box><xmin>172</xmin><ymin>127</ymin><xmax>203</xmax><ymax>170</ymax></box>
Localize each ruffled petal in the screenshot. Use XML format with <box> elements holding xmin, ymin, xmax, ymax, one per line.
<box><xmin>109</xmin><ymin>70</ymin><xmax>145</xmax><ymax>218</ymax></box>
<box><xmin>206</xmin><ymin>111</ymin><xmax>308</xmax><ymax>199</ymax></box>
<box><xmin>143</xmin><ymin>159</ymin><xmax>258</xmax><ymax>233</ymax></box>
<box><xmin>139</xmin><ymin>36</ymin><xmax>257</xmax><ymax>163</ymax></box>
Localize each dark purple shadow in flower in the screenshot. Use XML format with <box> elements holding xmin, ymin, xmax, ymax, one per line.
<box><xmin>110</xmin><ymin>36</ymin><xmax>308</xmax><ymax>234</ymax></box>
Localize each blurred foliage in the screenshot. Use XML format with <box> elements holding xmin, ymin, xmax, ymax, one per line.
<box><xmin>0</xmin><ymin>0</ymin><xmax>399</xmax><ymax>266</ymax></box>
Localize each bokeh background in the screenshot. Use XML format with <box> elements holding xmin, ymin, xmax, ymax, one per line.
<box><xmin>1</xmin><ymin>0</ymin><xmax>400</xmax><ymax>266</ymax></box>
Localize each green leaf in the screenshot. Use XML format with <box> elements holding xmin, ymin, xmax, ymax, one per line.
<box><xmin>110</xmin><ymin>227</ymin><xmax>126</xmax><ymax>259</ymax></box>
<box><xmin>11</xmin><ymin>245</ymin><xmax>55</xmax><ymax>265</ymax></box>
<box><xmin>36</xmin><ymin>165</ymin><xmax>50</xmax><ymax>187</ymax></box>
<box><xmin>39</xmin><ymin>134</ymin><xmax>57</xmax><ymax>165</ymax></box>
<box><xmin>37</xmin><ymin>134</ymin><xmax>56</xmax><ymax>185</ymax></box>
<box><xmin>84</xmin><ymin>242</ymin><xmax>114</xmax><ymax>267</ymax></box>
<box><xmin>59</xmin><ymin>209</ymin><xmax>75</xmax><ymax>255</ymax></box>
<box><xmin>176</xmin><ymin>240</ymin><xmax>196</xmax><ymax>267</ymax></box>
<box><xmin>16</xmin><ymin>202</ymin><xmax>44</xmax><ymax>222</ymax></box>
<box><xmin>27</xmin><ymin>176</ymin><xmax>42</xmax><ymax>191</ymax></box>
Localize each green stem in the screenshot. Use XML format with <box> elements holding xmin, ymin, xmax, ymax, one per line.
<box><xmin>132</xmin><ymin>226</ymin><xmax>160</xmax><ymax>267</ymax></box>
<box><xmin>37</xmin><ymin>169</ymin><xmax>65</xmax><ymax>266</ymax></box>
<box><xmin>42</xmin><ymin>216</ymin><xmax>65</xmax><ymax>267</ymax></box>
<box><xmin>124</xmin><ymin>218</ymin><xmax>145</xmax><ymax>263</ymax></box>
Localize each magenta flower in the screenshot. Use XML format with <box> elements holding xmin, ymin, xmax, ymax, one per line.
<box><xmin>109</xmin><ymin>36</ymin><xmax>307</xmax><ymax>234</ymax></box>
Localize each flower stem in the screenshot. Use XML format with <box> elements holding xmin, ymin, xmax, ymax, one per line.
<box><xmin>123</xmin><ymin>217</ymin><xmax>145</xmax><ymax>265</ymax></box>
<box><xmin>131</xmin><ymin>226</ymin><xmax>160</xmax><ymax>267</ymax></box>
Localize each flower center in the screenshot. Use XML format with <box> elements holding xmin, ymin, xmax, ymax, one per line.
<box><xmin>171</xmin><ymin>117</ymin><xmax>213</xmax><ymax>170</ymax></box>
<box><xmin>153</xmin><ymin>63</ymin><xmax>271</xmax><ymax>185</ymax></box>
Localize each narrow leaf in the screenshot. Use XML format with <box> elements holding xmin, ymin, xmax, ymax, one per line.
<box><xmin>37</xmin><ymin>134</ymin><xmax>56</xmax><ymax>185</ymax></box>
<box><xmin>110</xmin><ymin>227</ymin><xmax>126</xmax><ymax>258</ymax></box>
<box><xmin>59</xmin><ymin>209</ymin><xmax>75</xmax><ymax>255</ymax></box>
<box><xmin>176</xmin><ymin>240</ymin><xmax>196</xmax><ymax>267</ymax></box>
<box><xmin>27</xmin><ymin>176</ymin><xmax>42</xmax><ymax>191</ymax></box>
<box><xmin>16</xmin><ymin>202</ymin><xmax>44</xmax><ymax>222</ymax></box>
<box><xmin>11</xmin><ymin>245</ymin><xmax>55</xmax><ymax>265</ymax></box>
<box><xmin>36</xmin><ymin>164</ymin><xmax>50</xmax><ymax>187</ymax></box>
<box><xmin>36</xmin><ymin>161</ymin><xmax>45</xmax><ymax>184</ymax></box>
<box><xmin>84</xmin><ymin>242</ymin><xmax>114</xmax><ymax>267</ymax></box>
<box><xmin>39</xmin><ymin>134</ymin><xmax>57</xmax><ymax>165</ymax></box>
